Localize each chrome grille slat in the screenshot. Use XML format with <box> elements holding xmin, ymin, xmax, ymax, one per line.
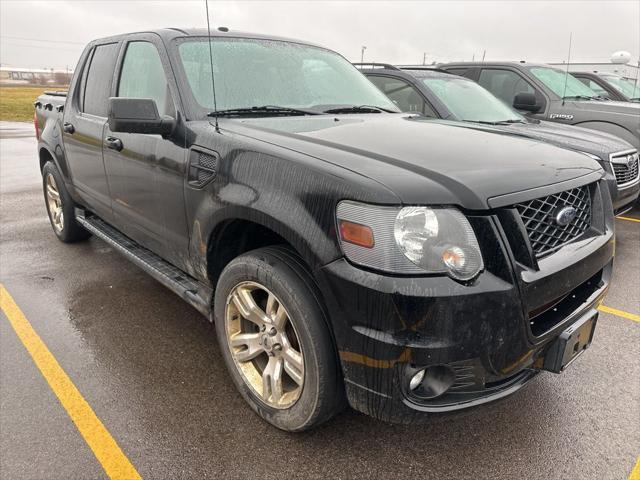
<box><xmin>611</xmin><ymin>151</ymin><xmax>639</xmax><ymax>186</ymax></box>
<box><xmin>514</xmin><ymin>185</ymin><xmax>591</xmax><ymax>258</ymax></box>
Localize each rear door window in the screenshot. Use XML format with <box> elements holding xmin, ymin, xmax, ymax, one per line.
<box><xmin>478</xmin><ymin>68</ymin><xmax>535</xmax><ymax>106</ymax></box>
<box><xmin>82</xmin><ymin>43</ymin><xmax>120</xmax><ymax>117</ymax></box>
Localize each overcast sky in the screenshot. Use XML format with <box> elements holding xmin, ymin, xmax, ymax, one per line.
<box><xmin>1</xmin><ymin>0</ymin><xmax>638</xmax><ymax>70</ymax></box>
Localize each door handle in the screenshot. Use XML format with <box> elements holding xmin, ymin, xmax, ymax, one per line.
<box><xmin>105</xmin><ymin>136</ymin><xmax>123</xmax><ymax>151</ymax></box>
<box><xmin>62</xmin><ymin>122</ymin><xmax>75</xmax><ymax>134</ymax></box>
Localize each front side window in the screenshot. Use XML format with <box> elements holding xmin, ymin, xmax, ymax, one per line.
<box><xmin>528</xmin><ymin>67</ymin><xmax>596</xmax><ymax>99</ymax></box>
<box><xmin>478</xmin><ymin>68</ymin><xmax>535</xmax><ymax>106</ymax></box>
<box><xmin>576</xmin><ymin>77</ymin><xmax>609</xmax><ymax>97</ymax></box>
<box><xmin>367</xmin><ymin>75</ymin><xmax>434</xmax><ymax>115</ymax></box>
<box><xmin>118</xmin><ymin>41</ymin><xmax>172</xmax><ymax>115</ymax></box>
<box><xmin>176</xmin><ymin>38</ymin><xmax>398</xmax><ymax>116</ymax></box>
<box><xmin>422</xmin><ymin>76</ymin><xmax>523</xmax><ymax>122</ymax></box>
<box><xmin>83</xmin><ymin>43</ymin><xmax>120</xmax><ymax>117</ymax></box>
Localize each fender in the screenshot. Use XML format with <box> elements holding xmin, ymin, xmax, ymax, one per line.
<box><xmin>190</xmin><ymin>200</ymin><xmax>342</xmax><ymax>285</ymax></box>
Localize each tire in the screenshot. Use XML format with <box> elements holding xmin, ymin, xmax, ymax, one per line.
<box><xmin>42</xmin><ymin>161</ymin><xmax>90</xmax><ymax>243</ymax></box>
<box><xmin>214</xmin><ymin>246</ymin><xmax>345</xmax><ymax>431</ymax></box>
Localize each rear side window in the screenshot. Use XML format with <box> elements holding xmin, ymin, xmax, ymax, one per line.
<box><xmin>82</xmin><ymin>43</ymin><xmax>120</xmax><ymax>117</ymax></box>
<box><xmin>478</xmin><ymin>69</ymin><xmax>535</xmax><ymax>106</ymax></box>
<box><xmin>118</xmin><ymin>41</ymin><xmax>173</xmax><ymax>116</ymax></box>
<box><xmin>367</xmin><ymin>75</ymin><xmax>435</xmax><ymax>116</ymax></box>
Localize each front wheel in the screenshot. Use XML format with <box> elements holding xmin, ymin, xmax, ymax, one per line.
<box><xmin>214</xmin><ymin>246</ymin><xmax>344</xmax><ymax>431</ymax></box>
<box><xmin>42</xmin><ymin>161</ymin><xmax>90</xmax><ymax>243</ymax></box>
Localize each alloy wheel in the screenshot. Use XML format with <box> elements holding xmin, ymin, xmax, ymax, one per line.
<box><xmin>45</xmin><ymin>173</ymin><xmax>64</xmax><ymax>232</ymax></box>
<box><xmin>225</xmin><ymin>281</ymin><xmax>305</xmax><ymax>409</ymax></box>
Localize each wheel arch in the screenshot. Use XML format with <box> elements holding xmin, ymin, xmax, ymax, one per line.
<box><xmin>203</xmin><ymin>209</ymin><xmax>336</xmax><ymax>290</ymax></box>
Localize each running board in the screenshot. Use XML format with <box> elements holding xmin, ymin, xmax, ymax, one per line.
<box><xmin>75</xmin><ymin>209</ymin><xmax>212</xmax><ymax>318</ymax></box>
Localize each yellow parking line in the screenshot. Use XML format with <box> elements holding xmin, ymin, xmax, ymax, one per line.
<box><xmin>598</xmin><ymin>305</ymin><xmax>640</xmax><ymax>323</ymax></box>
<box><xmin>629</xmin><ymin>457</ymin><xmax>640</xmax><ymax>480</ymax></box>
<box><xmin>617</xmin><ymin>216</ymin><xmax>640</xmax><ymax>223</ymax></box>
<box><xmin>0</xmin><ymin>284</ymin><xmax>142</xmax><ymax>480</ymax></box>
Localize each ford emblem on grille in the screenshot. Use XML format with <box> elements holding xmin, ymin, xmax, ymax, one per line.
<box><xmin>555</xmin><ymin>206</ymin><xmax>577</xmax><ymax>226</ymax></box>
<box><xmin>626</xmin><ymin>154</ymin><xmax>635</xmax><ymax>169</ymax></box>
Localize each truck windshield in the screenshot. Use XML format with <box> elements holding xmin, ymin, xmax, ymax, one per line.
<box><xmin>421</xmin><ymin>76</ymin><xmax>524</xmax><ymax>123</ymax></box>
<box><xmin>177</xmin><ymin>38</ymin><xmax>399</xmax><ymax>116</ymax></box>
<box><xmin>600</xmin><ymin>74</ymin><xmax>640</xmax><ymax>100</ymax></box>
<box><xmin>528</xmin><ymin>67</ymin><xmax>598</xmax><ymax>99</ymax></box>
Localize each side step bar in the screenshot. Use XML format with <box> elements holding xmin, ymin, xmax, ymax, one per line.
<box><xmin>75</xmin><ymin>209</ymin><xmax>212</xmax><ymax>318</ymax></box>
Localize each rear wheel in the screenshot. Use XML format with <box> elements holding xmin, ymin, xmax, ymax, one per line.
<box><xmin>42</xmin><ymin>161</ymin><xmax>90</xmax><ymax>243</ymax></box>
<box><xmin>214</xmin><ymin>246</ymin><xmax>344</xmax><ymax>431</ymax></box>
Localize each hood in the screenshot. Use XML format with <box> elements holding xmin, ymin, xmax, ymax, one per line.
<box><xmin>226</xmin><ymin>114</ymin><xmax>603</xmax><ymax>209</ymax></box>
<box><xmin>465</xmin><ymin>120</ymin><xmax>634</xmax><ymax>161</ymax></box>
<box><xmin>569</xmin><ymin>99</ymin><xmax>640</xmax><ymax>116</ymax></box>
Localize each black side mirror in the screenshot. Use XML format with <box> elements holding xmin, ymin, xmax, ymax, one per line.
<box><xmin>513</xmin><ymin>92</ymin><xmax>541</xmax><ymax>113</ymax></box>
<box><xmin>108</xmin><ymin>98</ymin><xmax>175</xmax><ymax>135</ymax></box>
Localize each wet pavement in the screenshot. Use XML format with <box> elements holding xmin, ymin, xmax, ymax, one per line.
<box><xmin>1</xmin><ymin>121</ymin><xmax>638</xmax><ymax>479</ymax></box>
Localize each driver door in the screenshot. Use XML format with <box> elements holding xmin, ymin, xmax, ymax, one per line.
<box><xmin>102</xmin><ymin>35</ymin><xmax>190</xmax><ymax>269</ymax></box>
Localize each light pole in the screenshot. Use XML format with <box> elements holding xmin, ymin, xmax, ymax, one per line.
<box><xmin>361</xmin><ymin>45</ymin><xmax>367</xmax><ymax>63</ymax></box>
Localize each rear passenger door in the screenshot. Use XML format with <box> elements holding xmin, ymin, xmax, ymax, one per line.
<box><xmin>63</xmin><ymin>42</ymin><xmax>120</xmax><ymax>222</ymax></box>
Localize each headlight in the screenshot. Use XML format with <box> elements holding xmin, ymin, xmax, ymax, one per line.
<box><xmin>336</xmin><ymin>201</ymin><xmax>483</xmax><ymax>281</ymax></box>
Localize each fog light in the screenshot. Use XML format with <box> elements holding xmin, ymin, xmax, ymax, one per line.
<box><xmin>409</xmin><ymin>369</ymin><xmax>426</xmax><ymax>390</ymax></box>
<box><xmin>408</xmin><ymin>364</ymin><xmax>456</xmax><ymax>399</ymax></box>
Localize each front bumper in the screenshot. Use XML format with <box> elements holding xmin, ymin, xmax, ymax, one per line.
<box><xmin>315</xmin><ymin>192</ymin><xmax>614</xmax><ymax>423</ymax></box>
<box><xmin>611</xmin><ymin>176</ymin><xmax>640</xmax><ymax>215</ymax></box>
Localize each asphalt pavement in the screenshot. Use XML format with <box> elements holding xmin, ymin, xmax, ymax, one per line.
<box><xmin>1</xmin><ymin>121</ymin><xmax>638</xmax><ymax>480</ymax></box>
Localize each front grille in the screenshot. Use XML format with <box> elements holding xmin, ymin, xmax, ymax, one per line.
<box><xmin>611</xmin><ymin>152</ymin><xmax>639</xmax><ymax>186</ymax></box>
<box><xmin>515</xmin><ymin>185</ymin><xmax>591</xmax><ymax>258</ymax></box>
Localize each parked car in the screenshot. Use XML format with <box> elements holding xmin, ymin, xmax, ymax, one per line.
<box><xmin>439</xmin><ymin>61</ymin><xmax>640</xmax><ymax>149</ymax></box>
<box><xmin>572</xmin><ymin>71</ymin><xmax>640</xmax><ymax>103</ymax></box>
<box><xmin>356</xmin><ymin>63</ymin><xmax>639</xmax><ymax>215</ymax></box>
<box><xmin>35</xmin><ymin>29</ymin><xmax>614</xmax><ymax>431</ymax></box>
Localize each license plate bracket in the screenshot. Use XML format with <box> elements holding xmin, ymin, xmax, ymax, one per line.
<box><xmin>542</xmin><ymin>310</ymin><xmax>598</xmax><ymax>373</ymax></box>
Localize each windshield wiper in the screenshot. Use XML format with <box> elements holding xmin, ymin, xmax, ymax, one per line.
<box><xmin>322</xmin><ymin>105</ymin><xmax>394</xmax><ymax>114</ymax></box>
<box><xmin>207</xmin><ymin>105</ymin><xmax>319</xmax><ymax>117</ymax></box>
<box><xmin>562</xmin><ymin>95</ymin><xmax>597</xmax><ymax>101</ymax></box>
<box><xmin>465</xmin><ymin>119</ymin><xmax>526</xmax><ymax>125</ymax></box>
<box><xmin>496</xmin><ymin>119</ymin><xmax>527</xmax><ymax>124</ymax></box>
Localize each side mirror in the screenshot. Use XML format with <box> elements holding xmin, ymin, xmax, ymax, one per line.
<box><xmin>513</xmin><ymin>92</ymin><xmax>541</xmax><ymax>113</ymax></box>
<box><xmin>108</xmin><ymin>98</ymin><xmax>174</xmax><ymax>135</ymax></box>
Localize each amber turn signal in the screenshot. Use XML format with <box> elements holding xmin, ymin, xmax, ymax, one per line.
<box><xmin>338</xmin><ymin>220</ymin><xmax>374</xmax><ymax>248</ymax></box>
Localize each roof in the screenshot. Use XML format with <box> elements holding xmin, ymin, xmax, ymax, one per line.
<box><xmin>355</xmin><ymin>63</ymin><xmax>453</xmax><ymax>77</ymax></box>
<box><xmin>438</xmin><ymin>61</ymin><xmax>555</xmax><ymax>69</ymax></box>
<box><xmin>88</xmin><ymin>27</ymin><xmax>323</xmax><ymax>49</ymax></box>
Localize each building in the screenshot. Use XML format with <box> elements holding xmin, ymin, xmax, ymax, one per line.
<box><xmin>0</xmin><ymin>66</ymin><xmax>73</xmax><ymax>86</ymax></box>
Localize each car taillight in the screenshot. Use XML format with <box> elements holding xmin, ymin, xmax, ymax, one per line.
<box><xmin>34</xmin><ymin>111</ymin><xmax>40</xmax><ymax>140</ymax></box>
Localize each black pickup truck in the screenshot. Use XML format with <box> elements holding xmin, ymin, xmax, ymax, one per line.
<box><xmin>35</xmin><ymin>28</ymin><xmax>614</xmax><ymax>431</ymax></box>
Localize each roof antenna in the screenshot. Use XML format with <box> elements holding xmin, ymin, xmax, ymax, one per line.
<box><xmin>205</xmin><ymin>0</ymin><xmax>220</xmax><ymax>132</ymax></box>
<box><xmin>561</xmin><ymin>32</ymin><xmax>572</xmax><ymax>106</ymax></box>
